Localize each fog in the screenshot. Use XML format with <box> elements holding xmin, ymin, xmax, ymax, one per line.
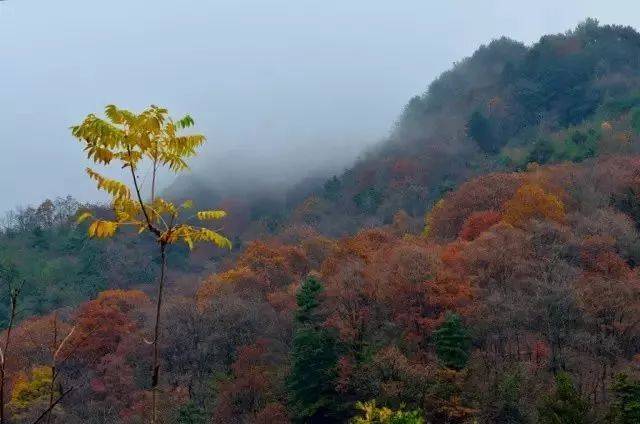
<box><xmin>2</xmin><ymin>0</ymin><xmax>640</xmax><ymax>212</ymax></box>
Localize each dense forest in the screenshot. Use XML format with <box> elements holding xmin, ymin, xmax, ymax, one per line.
<box><xmin>5</xmin><ymin>19</ymin><xmax>640</xmax><ymax>423</ymax></box>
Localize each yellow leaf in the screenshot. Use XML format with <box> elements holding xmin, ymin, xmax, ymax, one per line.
<box><xmin>88</xmin><ymin>220</ymin><xmax>118</xmax><ymax>238</ymax></box>
<box><xmin>196</xmin><ymin>210</ymin><xmax>227</xmax><ymax>220</ymax></box>
<box><xmin>76</xmin><ymin>211</ymin><xmax>92</xmax><ymax>224</ymax></box>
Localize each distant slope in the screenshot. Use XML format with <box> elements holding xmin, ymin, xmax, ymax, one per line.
<box><xmin>276</xmin><ymin>19</ymin><xmax>640</xmax><ymax>236</ymax></box>
<box><xmin>165</xmin><ymin>20</ymin><xmax>640</xmax><ymax>241</ymax></box>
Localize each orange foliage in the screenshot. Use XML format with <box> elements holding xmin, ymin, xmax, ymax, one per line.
<box><xmin>502</xmin><ymin>183</ymin><xmax>565</xmax><ymax>227</ymax></box>
<box><xmin>237</xmin><ymin>240</ymin><xmax>309</xmax><ymax>292</ymax></box>
<box><xmin>197</xmin><ymin>238</ymin><xmax>314</xmax><ymax>313</ymax></box>
<box><xmin>426</xmin><ymin>172</ymin><xmax>524</xmax><ymax>241</ymax></box>
<box><xmin>321</xmin><ymin>228</ymin><xmax>471</xmax><ymax>347</ymax></box>
<box><xmin>196</xmin><ymin>266</ymin><xmax>260</xmax><ymax>310</ymax></box>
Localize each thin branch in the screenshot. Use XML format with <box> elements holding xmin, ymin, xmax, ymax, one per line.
<box><xmin>126</xmin><ymin>146</ymin><xmax>160</xmax><ymax>238</ymax></box>
<box><xmin>31</xmin><ymin>387</ymin><xmax>74</xmax><ymax>424</ymax></box>
<box><xmin>53</xmin><ymin>325</ymin><xmax>76</xmax><ymax>361</ymax></box>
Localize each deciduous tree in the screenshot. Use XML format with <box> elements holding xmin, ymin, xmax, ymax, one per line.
<box><xmin>502</xmin><ymin>184</ymin><xmax>565</xmax><ymax>228</ymax></box>
<box><xmin>71</xmin><ymin>105</ymin><xmax>231</xmax><ymax>423</ymax></box>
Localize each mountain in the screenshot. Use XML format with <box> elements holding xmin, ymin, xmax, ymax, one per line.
<box><xmin>161</xmin><ymin>19</ymin><xmax>640</xmax><ymax>245</ymax></box>
<box><xmin>289</xmin><ymin>18</ymin><xmax>640</xmax><ymax>234</ymax></box>
<box><xmin>5</xmin><ymin>19</ymin><xmax>640</xmax><ymax>423</ymax></box>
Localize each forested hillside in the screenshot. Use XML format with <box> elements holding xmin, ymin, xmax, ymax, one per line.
<box><xmin>179</xmin><ymin>18</ymin><xmax>640</xmax><ymax>239</ymax></box>
<box><xmin>5</xmin><ymin>19</ymin><xmax>640</xmax><ymax>423</ymax></box>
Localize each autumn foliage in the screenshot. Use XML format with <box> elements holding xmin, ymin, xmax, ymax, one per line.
<box><xmin>502</xmin><ymin>183</ymin><xmax>566</xmax><ymax>227</ymax></box>
<box><xmin>459</xmin><ymin>210</ymin><xmax>502</xmax><ymax>241</ymax></box>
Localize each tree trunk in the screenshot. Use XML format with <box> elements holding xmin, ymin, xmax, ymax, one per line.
<box><xmin>45</xmin><ymin>314</ymin><xmax>58</xmax><ymax>424</ymax></box>
<box><xmin>151</xmin><ymin>242</ymin><xmax>167</xmax><ymax>424</ymax></box>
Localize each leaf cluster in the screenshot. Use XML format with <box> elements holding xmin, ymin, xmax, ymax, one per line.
<box><xmin>71</xmin><ymin>105</ymin><xmax>230</xmax><ymax>249</ymax></box>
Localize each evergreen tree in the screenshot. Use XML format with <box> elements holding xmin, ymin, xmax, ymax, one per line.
<box><xmin>30</xmin><ymin>227</ymin><xmax>49</xmax><ymax>249</ymax></box>
<box><xmin>610</xmin><ymin>373</ymin><xmax>640</xmax><ymax>423</ymax></box>
<box><xmin>176</xmin><ymin>401</ymin><xmax>206</xmax><ymax>424</ymax></box>
<box><xmin>288</xmin><ymin>276</ymin><xmax>340</xmax><ymax>423</ymax></box>
<box><xmin>632</xmin><ymin>108</ymin><xmax>640</xmax><ymax>134</ymax></box>
<box><xmin>467</xmin><ymin>110</ymin><xmax>500</xmax><ymax>153</ymax></box>
<box><xmin>537</xmin><ymin>372</ymin><xmax>588</xmax><ymax>424</ymax></box>
<box><xmin>495</xmin><ymin>372</ymin><xmax>527</xmax><ymax>424</ymax></box>
<box><xmin>323</xmin><ymin>176</ymin><xmax>343</xmax><ymax>201</ymax></box>
<box><xmin>433</xmin><ymin>312</ymin><xmax>471</xmax><ymax>370</ymax></box>
<box><xmin>526</xmin><ymin>138</ymin><xmax>554</xmax><ymax>165</ymax></box>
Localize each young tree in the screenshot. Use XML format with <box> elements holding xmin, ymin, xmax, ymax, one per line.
<box><xmin>610</xmin><ymin>373</ymin><xmax>640</xmax><ymax>424</ymax></box>
<box><xmin>41</xmin><ymin>313</ymin><xmax>77</xmax><ymax>424</ymax></box>
<box><xmin>537</xmin><ymin>373</ymin><xmax>589</xmax><ymax>424</ymax></box>
<box><xmin>433</xmin><ymin>312</ymin><xmax>471</xmax><ymax>371</ymax></box>
<box><xmin>351</xmin><ymin>400</ymin><xmax>424</xmax><ymax>424</ymax></box>
<box><xmin>288</xmin><ymin>276</ymin><xmax>340</xmax><ymax>423</ymax></box>
<box><xmin>71</xmin><ymin>105</ymin><xmax>231</xmax><ymax>423</ymax></box>
<box><xmin>494</xmin><ymin>371</ymin><xmax>527</xmax><ymax>424</ymax></box>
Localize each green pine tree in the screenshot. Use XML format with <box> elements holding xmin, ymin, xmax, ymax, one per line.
<box><xmin>288</xmin><ymin>276</ymin><xmax>340</xmax><ymax>423</ymax></box>
<box><xmin>610</xmin><ymin>373</ymin><xmax>640</xmax><ymax>423</ymax></box>
<box><xmin>538</xmin><ymin>372</ymin><xmax>589</xmax><ymax>424</ymax></box>
<box><xmin>433</xmin><ymin>312</ymin><xmax>471</xmax><ymax>370</ymax></box>
<box><xmin>495</xmin><ymin>371</ymin><xmax>527</xmax><ymax>424</ymax></box>
<box><xmin>467</xmin><ymin>110</ymin><xmax>501</xmax><ymax>153</ymax></box>
<box><xmin>176</xmin><ymin>401</ymin><xmax>206</xmax><ymax>424</ymax></box>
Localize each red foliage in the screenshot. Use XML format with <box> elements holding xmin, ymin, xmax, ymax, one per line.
<box><xmin>459</xmin><ymin>210</ymin><xmax>501</xmax><ymax>241</ymax></box>
<box><xmin>5</xmin><ymin>314</ymin><xmax>71</xmax><ymax>374</ymax></box>
<box><xmin>212</xmin><ymin>339</ymin><xmax>284</xmax><ymax>424</ymax></box>
<box><xmin>427</xmin><ymin>172</ymin><xmax>524</xmax><ymax>241</ymax></box>
<box><xmin>580</xmin><ymin>236</ymin><xmax>630</xmax><ymax>277</ymax></box>
<box><xmin>532</xmin><ymin>340</ymin><xmax>550</xmax><ymax>364</ymax></box>
<box><xmin>67</xmin><ymin>290</ymin><xmax>149</xmax><ymax>364</ymax></box>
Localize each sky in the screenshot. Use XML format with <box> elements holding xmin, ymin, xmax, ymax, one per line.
<box><xmin>2</xmin><ymin>0</ymin><xmax>640</xmax><ymax>213</ymax></box>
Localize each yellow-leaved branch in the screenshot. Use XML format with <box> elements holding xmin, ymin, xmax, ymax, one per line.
<box><xmin>71</xmin><ymin>104</ymin><xmax>231</xmax><ymax>424</ymax></box>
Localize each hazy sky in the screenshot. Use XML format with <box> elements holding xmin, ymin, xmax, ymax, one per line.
<box><xmin>2</xmin><ymin>1</ymin><xmax>640</xmax><ymax>213</ymax></box>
